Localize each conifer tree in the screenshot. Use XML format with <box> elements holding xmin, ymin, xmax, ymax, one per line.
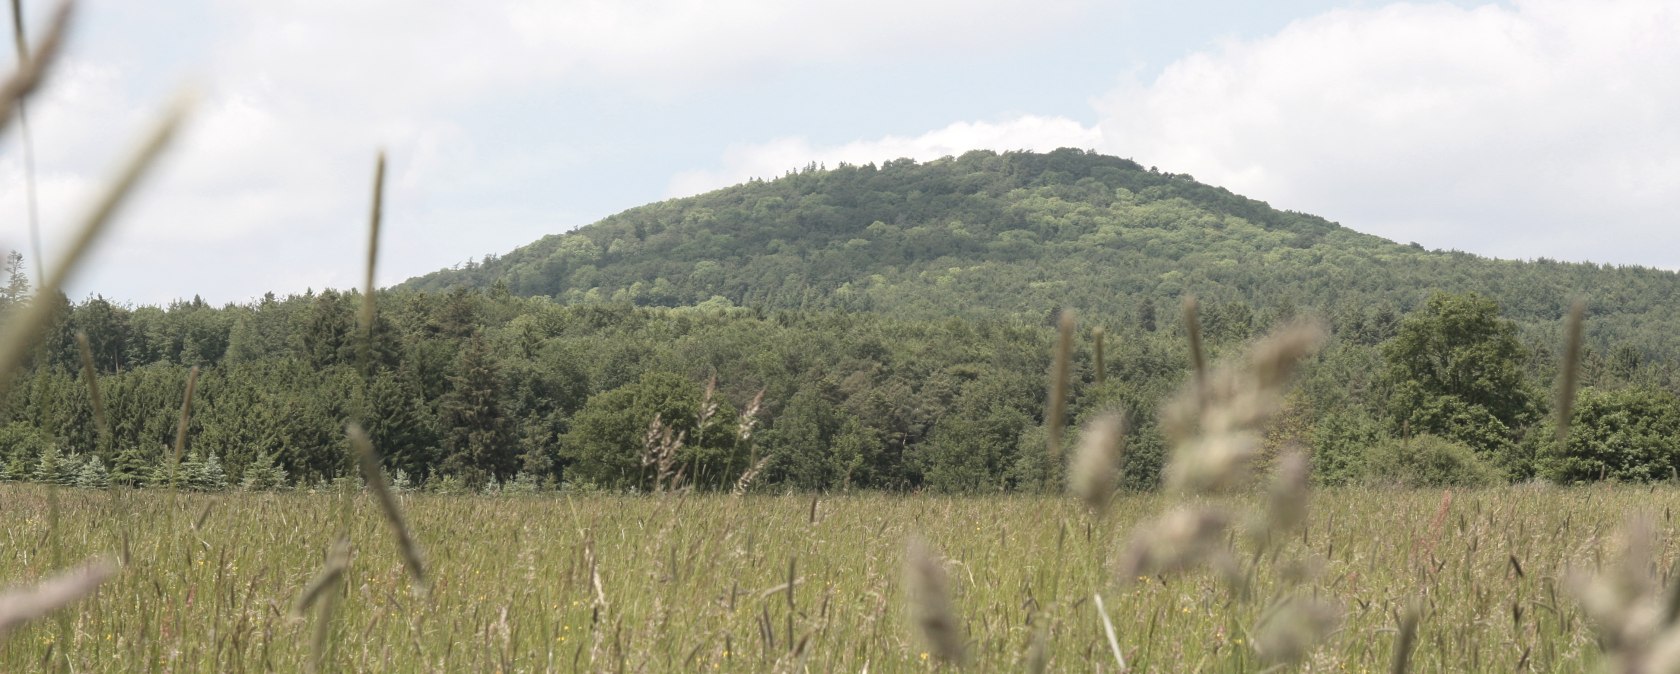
<box><xmin>438</xmin><ymin>333</ymin><xmax>515</xmax><ymax>486</ymax></box>
<box><xmin>74</xmin><ymin>456</ymin><xmax>110</xmax><ymax>489</ymax></box>
<box><xmin>240</xmin><ymin>450</ymin><xmax>289</xmax><ymax>491</ymax></box>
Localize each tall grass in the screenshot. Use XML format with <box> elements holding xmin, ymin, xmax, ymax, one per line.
<box><xmin>0</xmin><ymin>483</ymin><xmax>1673</xmax><ymax>671</ymax></box>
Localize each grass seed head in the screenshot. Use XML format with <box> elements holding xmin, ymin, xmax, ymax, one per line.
<box><xmin>1116</xmin><ymin>506</ymin><xmax>1231</xmax><ymax>582</ymax></box>
<box><xmin>1253</xmin><ymin>594</ymin><xmax>1342</xmax><ymax>665</ymax></box>
<box><xmin>906</xmin><ymin>536</ymin><xmax>965</xmax><ymax>665</ymax></box>
<box><xmin>0</xmin><ymin>558</ymin><xmax>113</xmax><ymax>641</ymax></box>
<box><xmin>1068</xmin><ymin>412</ymin><xmax>1126</xmax><ymax>514</ymax></box>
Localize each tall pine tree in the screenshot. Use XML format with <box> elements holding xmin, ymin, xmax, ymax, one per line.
<box><xmin>438</xmin><ymin>333</ymin><xmax>514</xmax><ymax>486</ymax></box>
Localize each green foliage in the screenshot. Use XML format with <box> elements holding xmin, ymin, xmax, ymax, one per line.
<box><xmin>1539</xmin><ymin>386</ymin><xmax>1680</xmax><ymax>483</ymax></box>
<box><xmin>1362</xmin><ymin>434</ymin><xmax>1502</xmax><ymax>488</ymax></box>
<box><xmin>0</xmin><ymin>421</ymin><xmax>55</xmax><ymax>479</ymax></box>
<box><xmin>561</xmin><ymin>371</ymin><xmax>740</xmax><ymax>490</ymax></box>
<box><xmin>1309</xmin><ymin>408</ymin><xmax>1385</xmax><ymax>486</ymax></box>
<box><xmin>74</xmin><ymin>456</ymin><xmax>111</xmax><ymax>489</ymax></box>
<box><xmin>1381</xmin><ymin>292</ymin><xmax>1538</xmax><ymax>460</ymax></box>
<box><xmin>239</xmin><ymin>450</ymin><xmax>289</xmax><ymax>491</ymax></box>
<box><xmin>438</xmin><ymin>334</ymin><xmax>515</xmax><ymax>487</ymax></box>
<box><xmin>32</xmin><ymin>444</ymin><xmax>79</xmax><ymax>486</ymax></box>
<box><xmin>182</xmin><ymin>451</ymin><xmax>230</xmax><ymax>492</ymax></box>
<box><xmin>6</xmin><ymin>152</ymin><xmax>1680</xmax><ymax>491</ymax></box>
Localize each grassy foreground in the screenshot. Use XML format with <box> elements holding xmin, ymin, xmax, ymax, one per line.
<box><xmin>1</xmin><ymin>483</ymin><xmax>1675</xmax><ymax>672</ymax></box>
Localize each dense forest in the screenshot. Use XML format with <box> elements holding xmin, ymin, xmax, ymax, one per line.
<box><xmin>4</xmin><ymin>150</ymin><xmax>1679</xmax><ymax>493</ymax></box>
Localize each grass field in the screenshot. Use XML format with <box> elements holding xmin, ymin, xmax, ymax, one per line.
<box><xmin>2</xmin><ymin>483</ymin><xmax>1675</xmax><ymax>672</ymax></box>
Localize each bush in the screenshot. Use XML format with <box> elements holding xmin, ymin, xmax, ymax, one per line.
<box><xmin>1362</xmin><ymin>434</ymin><xmax>1502</xmax><ymax>488</ymax></box>
<box><xmin>1539</xmin><ymin>386</ymin><xmax>1680</xmax><ymax>483</ymax></box>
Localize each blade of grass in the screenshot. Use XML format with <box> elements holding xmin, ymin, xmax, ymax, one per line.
<box><xmin>0</xmin><ymin>90</ymin><xmax>191</xmax><ymax>397</ymax></box>
<box><xmin>73</xmin><ymin>332</ymin><xmax>109</xmax><ymax>451</ymax></box>
<box><xmin>1182</xmin><ymin>295</ymin><xmax>1206</xmax><ymax>404</ymax></box>
<box><xmin>0</xmin><ymin>559</ymin><xmax>113</xmax><ymax>642</ymax></box>
<box><xmin>357</xmin><ymin>151</ymin><xmax>385</xmax><ymax>374</ymax></box>
<box><xmin>1554</xmin><ymin>300</ymin><xmax>1585</xmax><ymax>447</ymax></box>
<box><xmin>0</xmin><ymin>0</ymin><xmax>69</xmax><ymax>135</ymax></box>
<box><xmin>1045</xmin><ymin>309</ymin><xmax>1075</xmax><ymax>480</ymax></box>
<box><xmin>348</xmin><ymin>423</ymin><xmax>425</xmax><ymax>590</ymax></box>
<box><xmin>10</xmin><ymin>0</ymin><xmax>43</xmax><ymax>288</ymax></box>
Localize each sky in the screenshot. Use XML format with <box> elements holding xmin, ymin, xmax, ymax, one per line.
<box><xmin>1</xmin><ymin>0</ymin><xmax>1676</xmax><ymax>306</ymax></box>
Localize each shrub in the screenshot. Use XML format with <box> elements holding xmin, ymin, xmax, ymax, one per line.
<box><xmin>1362</xmin><ymin>434</ymin><xmax>1501</xmax><ymax>488</ymax></box>
<box><xmin>1539</xmin><ymin>386</ymin><xmax>1680</xmax><ymax>483</ymax></box>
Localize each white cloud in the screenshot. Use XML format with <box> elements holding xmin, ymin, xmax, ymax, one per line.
<box><xmin>1093</xmin><ymin>0</ymin><xmax>1680</xmax><ymax>266</ymax></box>
<box><xmin>667</xmin><ymin>115</ymin><xmax>1103</xmax><ymax>196</ymax></box>
<box><xmin>507</xmin><ymin>0</ymin><xmax>1088</xmax><ymax>89</ymax></box>
<box><xmin>0</xmin><ymin>0</ymin><xmax>1099</xmax><ymax>303</ymax></box>
<box><xmin>678</xmin><ymin>0</ymin><xmax>1680</xmax><ymax>270</ymax></box>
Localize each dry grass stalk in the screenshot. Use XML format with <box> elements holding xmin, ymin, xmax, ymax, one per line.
<box><xmin>732</xmin><ymin>455</ymin><xmax>771</xmax><ymax>497</ymax></box>
<box><xmin>9</xmin><ymin>0</ymin><xmax>25</xmax><ymax>63</ymax></box>
<box><xmin>1115</xmin><ymin>506</ymin><xmax>1231</xmax><ymax>583</ymax></box>
<box><xmin>0</xmin><ymin>558</ymin><xmax>113</xmax><ymax>642</ymax></box>
<box><xmin>1092</xmin><ymin>592</ymin><xmax>1127</xmax><ymax>670</ymax></box>
<box><xmin>1068</xmin><ymin>412</ymin><xmax>1125</xmax><ymax>514</ymax></box>
<box><xmin>1252</xmin><ymin>594</ymin><xmax>1341</xmax><ymax>664</ymax></box>
<box><xmin>347</xmin><ymin>423</ymin><xmax>426</xmax><ymax>589</ymax></box>
<box><xmin>640</xmin><ymin>414</ymin><xmax>684</xmax><ymax>492</ymax></box>
<box><xmin>168</xmin><ymin>365</ymin><xmax>200</xmax><ymax>488</ymax></box>
<box><xmin>1093</xmin><ymin>326</ymin><xmax>1106</xmax><ymax>387</ymax></box>
<box><xmin>1182</xmin><ymin>296</ymin><xmax>1206</xmax><ymax>398</ymax></box>
<box><xmin>1160</xmin><ymin>321</ymin><xmax>1324</xmax><ymax>494</ymax></box>
<box><xmin>1045</xmin><ymin>310</ymin><xmax>1075</xmax><ymax>467</ymax></box>
<box><xmin>737</xmin><ymin>388</ymin><xmax>764</xmax><ymax>443</ymax></box>
<box><xmin>0</xmin><ymin>92</ymin><xmax>191</xmax><ymax>396</ymax></box>
<box><xmin>301</xmin><ymin>535</ymin><xmax>350</xmax><ymax>673</ymax></box>
<box><xmin>357</xmin><ymin>151</ymin><xmax>385</xmax><ymax>371</ymax></box>
<box><xmin>73</xmin><ymin>332</ymin><xmax>109</xmax><ymax>448</ymax></box>
<box><xmin>1555</xmin><ymin>299</ymin><xmax>1586</xmax><ymax>447</ymax></box>
<box><xmin>698</xmin><ymin>374</ymin><xmax>719</xmax><ymax>430</ymax></box>
<box><xmin>1390</xmin><ymin>601</ymin><xmax>1419</xmax><ymax>674</ymax></box>
<box><xmin>1256</xmin><ymin>449</ymin><xmax>1310</xmax><ymax>541</ymax></box>
<box><xmin>0</xmin><ymin>0</ymin><xmax>69</xmax><ymax>135</ymax></box>
<box><xmin>905</xmin><ymin>536</ymin><xmax>965</xmax><ymax>665</ymax></box>
<box><xmin>1569</xmin><ymin>516</ymin><xmax>1680</xmax><ymax>672</ymax></box>
<box><xmin>11</xmin><ymin>0</ymin><xmax>47</xmax><ymax>288</ymax></box>
<box><xmin>293</xmin><ymin>536</ymin><xmax>350</xmax><ymax>618</ymax></box>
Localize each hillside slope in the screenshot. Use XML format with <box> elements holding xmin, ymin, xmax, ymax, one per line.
<box><xmin>402</xmin><ymin>148</ymin><xmax>1680</xmax><ymax>352</ymax></box>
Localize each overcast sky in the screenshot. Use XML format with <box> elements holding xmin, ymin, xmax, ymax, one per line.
<box><xmin>1</xmin><ymin>0</ymin><xmax>1676</xmax><ymax>306</ymax></box>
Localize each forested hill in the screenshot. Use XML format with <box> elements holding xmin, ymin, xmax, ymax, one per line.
<box><xmin>400</xmin><ymin>148</ymin><xmax>1680</xmax><ymax>348</ymax></box>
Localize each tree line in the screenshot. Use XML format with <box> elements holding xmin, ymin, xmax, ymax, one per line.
<box><xmin>2</xmin><ymin>257</ymin><xmax>1674</xmax><ymax>492</ymax></box>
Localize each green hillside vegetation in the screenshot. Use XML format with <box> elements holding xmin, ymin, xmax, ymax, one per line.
<box><xmin>4</xmin><ymin>151</ymin><xmax>1680</xmax><ymax>492</ymax></box>
<box><xmin>407</xmin><ymin>149</ymin><xmax>1680</xmax><ymax>361</ymax></box>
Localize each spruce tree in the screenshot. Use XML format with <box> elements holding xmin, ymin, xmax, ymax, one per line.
<box><xmin>188</xmin><ymin>452</ymin><xmax>229</xmax><ymax>492</ymax></box>
<box><xmin>179</xmin><ymin>451</ymin><xmax>207</xmax><ymax>490</ymax></box>
<box><xmin>438</xmin><ymin>333</ymin><xmax>515</xmax><ymax>486</ymax></box>
<box><xmin>240</xmin><ymin>450</ymin><xmax>289</xmax><ymax>491</ymax></box>
<box><xmin>74</xmin><ymin>456</ymin><xmax>110</xmax><ymax>489</ymax></box>
<box><xmin>32</xmin><ymin>444</ymin><xmax>65</xmax><ymax>484</ymax></box>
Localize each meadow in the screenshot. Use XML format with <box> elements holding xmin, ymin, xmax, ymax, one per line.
<box><xmin>3</xmin><ymin>482</ymin><xmax>1676</xmax><ymax>672</ymax></box>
